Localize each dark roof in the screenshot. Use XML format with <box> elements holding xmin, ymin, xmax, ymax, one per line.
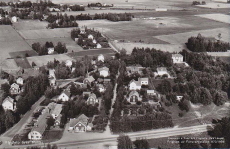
<box><xmin>62</xmin><ymin>90</ymin><xmax>71</xmax><ymax>97</ymax></box>
<box><xmin>69</xmin><ymin>114</ymin><xmax>89</xmax><ymax>127</ymax></box>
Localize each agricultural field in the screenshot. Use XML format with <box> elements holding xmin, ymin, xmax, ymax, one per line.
<box><xmin>14</xmin><ymin>57</ymin><xmax>32</xmax><ymax>69</ymax></box>
<box><xmin>27</xmin><ymin>54</ymin><xmax>74</xmax><ymax>67</ymax></box>
<box><xmin>0</xmin><ymin>25</ymin><xmax>34</xmax><ymax>61</ymax></box>
<box><xmin>0</xmin><ymin>59</ymin><xmax>20</xmax><ymax>74</ymax></box>
<box><xmin>13</xmin><ymin>20</ymin><xmax>49</xmax><ymax>31</ymax></box>
<box><xmin>196</xmin><ymin>2</ymin><xmax>230</xmax><ymax>9</ymax></box>
<box><xmin>155</xmin><ymin>27</ymin><xmax>230</xmax><ymax>44</ymax></box>
<box><xmin>196</xmin><ymin>13</ymin><xmax>230</xmax><ymax>24</ymax></box>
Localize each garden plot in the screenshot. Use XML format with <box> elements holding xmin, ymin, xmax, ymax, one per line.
<box><xmin>154</xmin><ymin>28</ymin><xmax>230</xmax><ymax>44</ymax></box>
<box><xmin>195</xmin><ymin>13</ymin><xmax>230</xmax><ymax>24</ymax></box>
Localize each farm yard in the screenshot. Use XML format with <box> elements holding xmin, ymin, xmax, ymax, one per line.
<box><xmin>155</xmin><ymin>27</ymin><xmax>230</xmax><ymax>44</ymax></box>
<box><xmin>195</xmin><ymin>13</ymin><xmax>230</xmax><ymax>24</ymax></box>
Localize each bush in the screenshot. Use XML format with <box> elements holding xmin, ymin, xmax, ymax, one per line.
<box><xmin>179</xmin><ymin>112</ymin><xmax>184</xmax><ymax>117</ymax></box>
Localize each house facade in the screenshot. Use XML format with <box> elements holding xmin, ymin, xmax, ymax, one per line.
<box><xmin>10</xmin><ymin>83</ymin><xmax>20</xmax><ymax>95</ymax></box>
<box><xmin>86</xmin><ymin>93</ymin><xmax>99</xmax><ymax>105</ymax></box>
<box><xmin>2</xmin><ymin>96</ymin><xmax>16</xmax><ymax>111</ymax></box>
<box><xmin>155</xmin><ymin>67</ymin><xmax>168</xmax><ymax>76</ymax></box>
<box><xmin>58</xmin><ymin>90</ymin><xmax>71</xmax><ymax>101</ymax></box>
<box><xmin>68</xmin><ymin>114</ymin><xmax>93</xmax><ymax>132</ymax></box>
<box><xmin>127</xmin><ymin>91</ymin><xmax>142</xmax><ymax>104</ymax></box>
<box><xmin>172</xmin><ymin>54</ymin><xmax>183</xmax><ymax>63</ymax></box>
<box><xmin>129</xmin><ymin>78</ymin><xmax>149</xmax><ymax>90</ymax></box>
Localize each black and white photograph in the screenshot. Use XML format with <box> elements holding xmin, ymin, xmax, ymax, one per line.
<box><xmin>0</xmin><ymin>0</ymin><xmax>229</xmax><ymax>148</ymax></box>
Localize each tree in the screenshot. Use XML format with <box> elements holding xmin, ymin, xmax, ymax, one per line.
<box><xmin>117</xmin><ymin>134</ymin><xmax>133</xmax><ymax>149</ymax></box>
<box><xmin>46</xmin><ymin>117</ymin><xmax>55</xmax><ymax>128</ymax></box>
<box><xmin>133</xmin><ymin>139</ymin><xmax>150</xmax><ymax>149</ymax></box>
<box><xmin>4</xmin><ymin>110</ymin><xmax>16</xmax><ymax>130</ymax></box>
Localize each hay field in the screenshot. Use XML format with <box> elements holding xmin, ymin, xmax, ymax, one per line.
<box><xmin>13</xmin><ymin>20</ymin><xmax>49</xmax><ymax>31</ymax></box>
<box><xmin>155</xmin><ymin>28</ymin><xmax>230</xmax><ymax>44</ymax></box>
<box><xmin>18</xmin><ymin>28</ymin><xmax>74</xmax><ymax>40</ymax></box>
<box><xmin>0</xmin><ymin>26</ymin><xmax>34</xmax><ymax>61</ymax></box>
<box><xmin>26</xmin><ymin>37</ymin><xmax>83</xmax><ymax>53</ymax></box>
<box><xmin>27</xmin><ymin>54</ymin><xmax>74</xmax><ymax>67</ymax></box>
<box><xmin>113</xmin><ymin>42</ymin><xmax>184</xmax><ymax>54</ymax></box>
<box><xmin>196</xmin><ymin>2</ymin><xmax>230</xmax><ymax>9</ymax></box>
<box><xmin>195</xmin><ymin>13</ymin><xmax>230</xmax><ymax>24</ymax></box>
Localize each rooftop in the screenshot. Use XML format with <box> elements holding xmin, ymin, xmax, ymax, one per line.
<box><xmin>51</xmin><ymin>104</ymin><xmax>63</xmax><ymax>116</ymax></box>
<box><xmin>69</xmin><ymin>114</ymin><xmax>89</xmax><ymax>127</ymax></box>
<box><xmin>172</xmin><ymin>54</ymin><xmax>183</xmax><ymax>58</ymax></box>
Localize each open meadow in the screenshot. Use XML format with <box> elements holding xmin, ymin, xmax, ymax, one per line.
<box><xmin>13</xmin><ymin>20</ymin><xmax>49</xmax><ymax>31</ymax></box>
<box><xmin>155</xmin><ymin>27</ymin><xmax>230</xmax><ymax>44</ymax></box>
<box><xmin>196</xmin><ymin>13</ymin><xmax>230</xmax><ymax>24</ymax></box>
<box><xmin>196</xmin><ymin>2</ymin><xmax>230</xmax><ymax>9</ymax></box>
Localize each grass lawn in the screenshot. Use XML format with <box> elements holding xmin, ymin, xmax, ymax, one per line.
<box><xmin>42</xmin><ymin>129</ymin><xmax>64</xmax><ymax>143</ymax></box>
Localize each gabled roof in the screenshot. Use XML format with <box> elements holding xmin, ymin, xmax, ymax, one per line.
<box><xmin>69</xmin><ymin>114</ymin><xmax>89</xmax><ymax>127</ymax></box>
<box><xmin>3</xmin><ymin>96</ymin><xmax>14</xmax><ymax>105</ymax></box>
<box><xmin>52</xmin><ymin>104</ymin><xmax>63</xmax><ymax>116</ymax></box>
<box><xmin>129</xmin><ymin>79</ymin><xmax>141</xmax><ymax>87</ymax></box>
<box><xmin>11</xmin><ymin>83</ymin><xmax>19</xmax><ymax>89</ymax></box>
<box><xmin>61</xmin><ymin>90</ymin><xmax>71</xmax><ymax>97</ymax></box>
<box><xmin>129</xmin><ymin>91</ymin><xmax>139</xmax><ymax>97</ymax></box>
<box><xmin>98</xmin><ymin>67</ymin><xmax>109</xmax><ymax>72</ymax></box>
<box><xmin>32</xmin><ymin>109</ymin><xmax>50</xmax><ymax>135</ymax></box>
<box><xmin>172</xmin><ymin>54</ymin><xmax>183</xmax><ymax>58</ymax></box>
<box><xmin>84</xmin><ymin>76</ymin><xmax>95</xmax><ymax>83</ymax></box>
<box><xmin>83</xmin><ymin>92</ymin><xmax>91</xmax><ymax>96</ymax></box>
<box><xmin>103</xmin><ymin>78</ymin><xmax>111</xmax><ymax>82</ymax></box>
<box><xmin>139</xmin><ymin>78</ymin><xmax>148</xmax><ymax>82</ymax></box>
<box><xmin>126</xmin><ymin>66</ymin><xmax>144</xmax><ymax>72</ymax></box>
<box><xmin>147</xmin><ymin>90</ymin><xmax>155</xmax><ymax>94</ymax></box>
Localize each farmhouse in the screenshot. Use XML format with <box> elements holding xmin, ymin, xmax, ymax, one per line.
<box><xmin>129</xmin><ymin>78</ymin><xmax>149</xmax><ymax>90</ymax></box>
<box><xmin>51</xmin><ymin>104</ymin><xmax>63</xmax><ymax>119</ymax></box>
<box><xmin>97</xmin><ymin>54</ymin><xmax>105</xmax><ymax>62</ymax></box>
<box><xmin>68</xmin><ymin>114</ymin><xmax>93</xmax><ymax>132</ymax></box>
<box><xmin>2</xmin><ymin>96</ymin><xmax>16</xmax><ymax>111</ymax></box>
<box><xmin>98</xmin><ymin>67</ymin><xmax>109</xmax><ymax>77</ymax></box>
<box><xmin>16</xmin><ymin>77</ymin><xmax>23</xmax><ymax>85</ymax></box>
<box><xmin>172</xmin><ymin>54</ymin><xmax>183</xmax><ymax>63</ymax></box>
<box><xmin>127</xmin><ymin>91</ymin><xmax>142</xmax><ymax>104</ymax></box>
<box><xmin>10</xmin><ymin>83</ymin><xmax>20</xmax><ymax>95</ymax></box>
<box><xmin>58</xmin><ymin>90</ymin><xmax>71</xmax><ymax>101</ymax></box>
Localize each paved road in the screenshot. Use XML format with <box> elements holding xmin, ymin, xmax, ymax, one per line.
<box><xmin>1</xmin><ymin>124</ymin><xmax>213</xmax><ymax>149</ymax></box>
<box><xmin>1</xmin><ymin>96</ymin><xmax>46</xmax><ymax>140</ymax></box>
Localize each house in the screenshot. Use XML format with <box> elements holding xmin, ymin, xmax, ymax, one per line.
<box><xmin>68</xmin><ymin>114</ymin><xmax>93</xmax><ymax>132</ymax></box>
<box><xmin>97</xmin><ymin>84</ymin><xmax>105</xmax><ymax>92</ymax></box>
<box><xmin>93</xmin><ymin>39</ymin><xmax>97</xmax><ymax>44</ymax></box>
<box><xmin>129</xmin><ymin>78</ymin><xmax>149</xmax><ymax>90</ymax></box>
<box><xmin>55</xmin><ymin>114</ymin><xmax>62</xmax><ymax>126</ymax></box>
<box><xmin>172</xmin><ymin>54</ymin><xmax>183</xmax><ymax>63</ymax></box>
<box><xmin>86</xmin><ymin>93</ymin><xmax>99</xmax><ymax>105</ymax></box>
<box><xmin>156</xmin><ymin>67</ymin><xmax>168</xmax><ymax>76</ymax></box>
<box><xmin>58</xmin><ymin>90</ymin><xmax>71</xmax><ymax>101</ymax></box>
<box><xmin>2</xmin><ymin>96</ymin><xmax>16</xmax><ymax>111</ymax></box>
<box><xmin>88</xmin><ymin>34</ymin><xmax>94</xmax><ymax>40</ymax></box>
<box><xmin>83</xmin><ymin>76</ymin><xmax>95</xmax><ymax>85</ymax></box>
<box><xmin>98</xmin><ymin>67</ymin><xmax>109</xmax><ymax>77</ymax></box>
<box><xmin>147</xmin><ymin>90</ymin><xmax>156</xmax><ymax>96</ymax></box>
<box><xmin>96</xmin><ymin>43</ymin><xmax>102</xmax><ymax>49</ymax></box>
<box><xmin>51</xmin><ymin>104</ymin><xmax>63</xmax><ymax>119</ymax></box>
<box><xmin>49</xmin><ymin>69</ymin><xmax>56</xmax><ymax>79</ymax></box>
<box><xmin>103</xmin><ymin>78</ymin><xmax>111</xmax><ymax>84</ymax></box>
<box><xmin>16</xmin><ymin>77</ymin><xmax>23</xmax><ymax>85</ymax></box>
<box><xmin>11</xmin><ymin>16</ymin><xmax>18</xmax><ymax>22</ymax></box>
<box><xmin>127</xmin><ymin>91</ymin><xmax>142</xmax><ymax>104</ymax></box>
<box><xmin>126</xmin><ymin>66</ymin><xmax>144</xmax><ymax>74</ymax></box>
<box><xmin>48</xmin><ymin>47</ymin><xmax>55</xmax><ymax>55</ymax></box>
<box><xmin>97</xmin><ymin>54</ymin><xmax>104</xmax><ymax>62</ymax></box>
<box><xmin>10</xmin><ymin>83</ymin><xmax>20</xmax><ymax>95</ymax></box>
<box><xmin>65</xmin><ymin>60</ymin><xmax>73</xmax><ymax>67</ymax></box>
<box><xmin>28</xmin><ymin>109</ymin><xmax>50</xmax><ymax>140</ymax></box>
<box><xmin>176</xmin><ymin>96</ymin><xmax>183</xmax><ymax>102</ymax></box>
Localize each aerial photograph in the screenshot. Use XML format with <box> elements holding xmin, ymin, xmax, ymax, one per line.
<box><xmin>0</xmin><ymin>0</ymin><xmax>229</xmax><ymax>148</ymax></box>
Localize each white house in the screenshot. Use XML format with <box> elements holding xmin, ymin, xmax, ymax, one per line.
<box><xmin>16</xmin><ymin>77</ymin><xmax>23</xmax><ymax>85</ymax></box>
<box><xmin>129</xmin><ymin>78</ymin><xmax>149</xmax><ymax>90</ymax></box>
<box><xmin>98</xmin><ymin>67</ymin><xmax>109</xmax><ymax>77</ymax></box>
<box><xmin>97</xmin><ymin>54</ymin><xmax>104</xmax><ymax>62</ymax></box>
<box><xmin>11</xmin><ymin>16</ymin><xmax>18</xmax><ymax>22</ymax></box>
<box><xmin>156</xmin><ymin>67</ymin><xmax>168</xmax><ymax>76</ymax></box>
<box><xmin>65</xmin><ymin>60</ymin><xmax>73</xmax><ymax>67</ymax></box>
<box><xmin>147</xmin><ymin>90</ymin><xmax>156</xmax><ymax>96</ymax></box>
<box><xmin>51</xmin><ymin>104</ymin><xmax>63</xmax><ymax>119</ymax></box>
<box><xmin>48</xmin><ymin>47</ymin><xmax>55</xmax><ymax>55</ymax></box>
<box><xmin>10</xmin><ymin>83</ymin><xmax>20</xmax><ymax>95</ymax></box>
<box><xmin>97</xmin><ymin>84</ymin><xmax>105</xmax><ymax>92</ymax></box>
<box><xmin>2</xmin><ymin>96</ymin><xmax>16</xmax><ymax>111</ymax></box>
<box><xmin>172</xmin><ymin>54</ymin><xmax>183</xmax><ymax>63</ymax></box>
<box><xmin>49</xmin><ymin>69</ymin><xmax>56</xmax><ymax>79</ymax></box>
<box><xmin>176</xmin><ymin>96</ymin><xmax>183</xmax><ymax>102</ymax></box>
<box><xmin>93</xmin><ymin>39</ymin><xmax>97</xmax><ymax>44</ymax></box>
<box><xmin>68</xmin><ymin>114</ymin><xmax>93</xmax><ymax>132</ymax></box>
<box><xmin>96</xmin><ymin>43</ymin><xmax>102</xmax><ymax>49</ymax></box>
<box><xmin>58</xmin><ymin>90</ymin><xmax>71</xmax><ymax>101</ymax></box>
<box><xmin>88</xmin><ymin>34</ymin><xmax>94</xmax><ymax>40</ymax></box>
